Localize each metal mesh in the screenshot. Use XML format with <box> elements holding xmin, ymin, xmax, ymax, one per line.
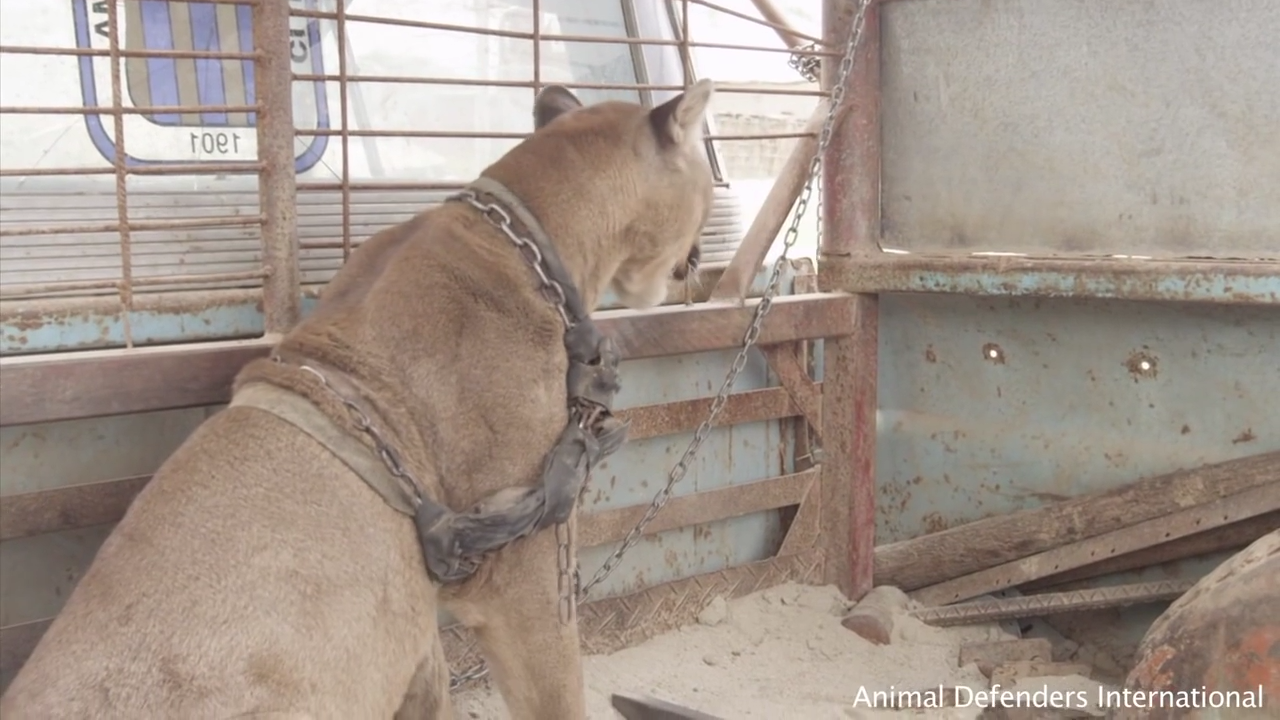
<box><xmin>0</xmin><ymin>0</ymin><xmax>831</xmax><ymax>353</ymax></box>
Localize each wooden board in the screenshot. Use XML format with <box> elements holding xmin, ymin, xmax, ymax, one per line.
<box><xmin>875</xmin><ymin>451</ymin><xmax>1280</xmax><ymax>591</ymax></box>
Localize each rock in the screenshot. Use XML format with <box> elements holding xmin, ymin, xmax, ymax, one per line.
<box><xmin>841</xmin><ymin>606</ymin><xmax>893</xmax><ymax>645</ymax></box>
<box><xmin>697</xmin><ymin>596</ymin><xmax>728</xmax><ymax>626</ymax></box>
<box><xmin>840</xmin><ymin>585</ymin><xmax>909</xmax><ymax>646</ymax></box>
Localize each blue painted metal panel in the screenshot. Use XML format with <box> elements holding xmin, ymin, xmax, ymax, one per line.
<box><xmin>1</xmin><ymin>266</ymin><xmax>793</xmax><ymax>355</ymax></box>
<box><xmin>861</xmin><ymin>265</ymin><xmax>1280</xmax><ymax>305</ymax></box>
<box><xmin>876</xmin><ymin>293</ymin><xmax>1280</xmax><ymax>545</ymax></box>
<box><xmin>0</xmin><ymin>264</ymin><xmax>803</xmax><ymax>630</ymax></box>
<box><xmin>579</xmin><ymin>349</ymin><xmax>785</xmax><ymax>599</ymax></box>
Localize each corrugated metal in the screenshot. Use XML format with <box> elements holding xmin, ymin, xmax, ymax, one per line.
<box><xmin>0</xmin><ymin>181</ymin><xmax>746</xmax><ymax>298</ymax></box>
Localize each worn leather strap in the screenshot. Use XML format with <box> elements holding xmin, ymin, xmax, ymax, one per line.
<box><xmin>230</xmin><ymin>382</ymin><xmax>418</xmax><ymax>516</ymax></box>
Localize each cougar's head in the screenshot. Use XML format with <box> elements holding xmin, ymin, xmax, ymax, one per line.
<box><xmin>531</xmin><ymin>81</ymin><xmax>715</xmax><ymax>310</ymax></box>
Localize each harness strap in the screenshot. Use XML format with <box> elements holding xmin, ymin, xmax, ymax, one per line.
<box><xmin>231</xmin><ymin>382</ymin><xmax>418</xmax><ymax>516</ymax></box>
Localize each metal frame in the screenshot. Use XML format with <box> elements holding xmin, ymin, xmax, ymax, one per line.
<box><xmin>0</xmin><ymin>0</ymin><xmax>874</xmax><ymax>684</ymax></box>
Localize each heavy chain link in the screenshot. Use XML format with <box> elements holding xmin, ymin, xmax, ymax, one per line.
<box><xmin>293</xmin><ymin>364</ymin><xmax>426</xmax><ymax>505</ymax></box>
<box><xmin>453</xmin><ymin>192</ymin><xmax>576</xmax><ymax>331</ymax></box>
<box><xmin>449</xmin><ymin>0</ymin><xmax>871</xmax><ymax>689</ymax></box>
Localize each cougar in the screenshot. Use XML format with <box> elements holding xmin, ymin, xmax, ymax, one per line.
<box><xmin>1</xmin><ymin>80</ymin><xmax>716</xmax><ymax>719</ymax></box>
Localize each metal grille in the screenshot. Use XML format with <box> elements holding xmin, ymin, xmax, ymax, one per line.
<box><xmin>0</xmin><ymin>0</ymin><xmax>833</xmax><ymax>354</ymax></box>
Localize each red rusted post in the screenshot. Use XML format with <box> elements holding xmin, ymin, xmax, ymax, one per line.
<box><xmin>818</xmin><ymin>0</ymin><xmax>880</xmax><ymax>600</ymax></box>
<box><xmin>254</xmin><ymin>0</ymin><xmax>301</xmax><ymax>334</ymax></box>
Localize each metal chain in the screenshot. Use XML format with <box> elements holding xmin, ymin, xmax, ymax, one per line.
<box><xmin>452</xmin><ymin>190</ymin><xmax>584</xmax><ymax>638</ymax></box>
<box><xmin>576</xmin><ymin>0</ymin><xmax>871</xmax><ymax>603</ymax></box>
<box><xmin>448</xmin><ymin>1</ymin><xmax>871</xmax><ymax>689</ymax></box>
<box><xmin>788</xmin><ymin>42</ymin><xmax>821</xmax><ymax>83</ymax></box>
<box><xmin>294</xmin><ymin>364</ymin><xmax>426</xmax><ymax>505</ymax></box>
<box><xmin>454</xmin><ymin>192</ymin><xmax>576</xmax><ymax>331</ymax></box>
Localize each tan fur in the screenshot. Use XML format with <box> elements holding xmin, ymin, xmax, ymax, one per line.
<box><xmin>0</xmin><ymin>81</ymin><xmax>716</xmax><ymax>720</ymax></box>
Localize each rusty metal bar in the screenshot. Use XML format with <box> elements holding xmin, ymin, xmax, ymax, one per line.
<box><xmin>619</xmin><ymin>386</ymin><xmax>807</xmax><ymax>440</ymax></box>
<box><xmin>102</xmin><ymin>0</ymin><xmax>134</xmax><ymax>347</ymax></box>
<box><xmin>0</xmin><ymin>215</ymin><xmax>265</xmax><ymax>239</ymax></box>
<box><xmin>0</xmin><ymin>294</ymin><xmax>853</xmax><ymax>427</ymax></box>
<box><xmin>283</xmin><ymin>8</ymin><xmax>832</xmax><ymax>56</ymax></box>
<box><xmin>255</xmin><ymin>0</ymin><xmax>300</xmax><ymax>334</ymax></box>
<box><xmin>287</xmin><ymin>74</ymin><xmax>826</xmax><ymax>96</ymax></box>
<box><xmin>818</xmin><ymin>0</ymin><xmax>880</xmax><ymax>602</ymax></box>
<box><xmin>335</xmin><ymin>0</ymin><xmax>353</xmax><ymax>261</ymax></box>
<box><xmin>0</xmin><ymin>271</ymin><xmax>269</xmax><ymax>300</ymax></box>
<box><xmin>746</xmin><ymin>0</ymin><xmax>811</xmax><ymax>49</ymax></box>
<box><xmin>0</xmin><ymin>104</ymin><xmax>260</xmax><ymax>115</ymax></box>
<box><xmin>912</xmin><ymin>483</ymin><xmax>1280</xmax><ymax>607</ymax></box>
<box><xmin>580</xmin><ymin>469</ymin><xmax>818</xmax><ymax>548</ymax></box>
<box><xmin>831</xmin><ymin>254</ymin><xmax>1280</xmax><ymax>305</ymax></box>
<box><xmin>0</xmin><ymin>402</ymin><xmax>813</xmax><ymax>542</ymax></box>
<box><xmin>290</xmin><ymin>6</ymin><xmax>826</xmax><ymax>50</ymax></box>
<box><xmin>911</xmin><ymin>580</ymin><xmax>1197</xmax><ymax>627</ymax></box>
<box><xmin>532</xmin><ymin>0</ymin><xmax>542</xmax><ymax>95</ymax></box>
<box><xmin>0</xmin><ymin>475</ymin><xmax>150</xmax><ymax>542</ymax></box>
<box><xmin>680</xmin><ymin>0</ymin><xmax>693</xmax><ymax>86</ymax></box>
<box><xmin>292</xmin><ymin>128</ymin><xmax>813</xmax><ymax>141</ymax></box>
<box><xmin>0</xmin><ymin>45</ymin><xmax>259</xmax><ymax>61</ymax></box>
<box><xmin>0</xmin><ymin>163</ymin><xmax>263</xmax><ymax>178</ymax></box>
<box><xmin>686</xmin><ymin>0</ymin><xmax>825</xmax><ymax>46</ymax></box>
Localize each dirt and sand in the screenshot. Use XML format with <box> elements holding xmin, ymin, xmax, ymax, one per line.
<box><xmin>452</xmin><ymin>581</ymin><xmax>1110</xmax><ymax>719</ymax></box>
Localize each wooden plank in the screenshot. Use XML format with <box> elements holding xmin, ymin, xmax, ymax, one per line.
<box><xmin>0</xmin><ymin>293</ymin><xmax>854</xmax><ymax>428</ymax></box>
<box><xmin>911</xmin><ymin>483</ymin><xmax>1280</xmax><ymax>607</ymax></box>
<box><xmin>595</xmin><ymin>293</ymin><xmax>855</xmax><ymax>361</ymax></box>
<box><xmin>0</xmin><ymin>389</ymin><xmax>810</xmax><ymax>541</ymax></box>
<box><xmin>1020</xmin><ymin>511</ymin><xmax>1280</xmax><ymax>592</ymax></box>
<box><xmin>0</xmin><ymin>475</ymin><xmax>149</xmax><ymax>542</ymax></box>
<box><xmin>619</xmin><ymin>386</ymin><xmax>805</xmax><ymax>442</ymax></box>
<box><xmin>708</xmin><ymin>101</ymin><xmax>828</xmax><ymax>302</ymax></box>
<box><xmin>760</xmin><ymin>344</ymin><xmax>822</xmax><ymax>436</ymax></box>
<box><xmin>776</xmin><ymin>465</ymin><xmax>822</xmax><ymax>556</ymax></box>
<box><xmin>0</xmin><ymin>337</ymin><xmax>273</xmax><ymax>427</ymax></box>
<box><xmin>778</xmin><ymin>266</ymin><xmax>821</xmax><ymax>558</ymax></box>
<box><xmin>875</xmin><ymin>451</ymin><xmax>1280</xmax><ymax>592</ymax></box>
<box><xmin>578</xmin><ymin>469</ymin><xmax>818</xmax><ymax>548</ymax></box>
<box><xmin>0</xmin><ymin>618</ymin><xmax>49</xmax><ymax>688</ymax></box>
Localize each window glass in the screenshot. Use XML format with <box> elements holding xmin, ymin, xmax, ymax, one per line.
<box><xmin>305</xmin><ymin>0</ymin><xmax>642</xmax><ymax>183</ymax></box>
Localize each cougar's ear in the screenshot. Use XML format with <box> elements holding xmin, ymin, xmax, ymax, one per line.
<box><xmin>648</xmin><ymin>78</ymin><xmax>715</xmax><ymax>148</ymax></box>
<box><xmin>533</xmin><ymin>85</ymin><xmax>584</xmax><ymax>130</ymax></box>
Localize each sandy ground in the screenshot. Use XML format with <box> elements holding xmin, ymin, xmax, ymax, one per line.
<box><xmin>452</xmin><ymin>582</ymin><xmax>1033</xmax><ymax>719</ymax></box>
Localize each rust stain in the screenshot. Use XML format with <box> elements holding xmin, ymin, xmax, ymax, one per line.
<box><xmin>1220</xmin><ymin>626</ymin><xmax>1280</xmax><ymax>696</ymax></box>
<box><xmin>921</xmin><ymin>512</ymin><xmax>948</xmax><ymax>534</ymax></box>
<box><xmin>1129</xmin><ymin>643</ymin><xmax>1179</xmax><ymax>691</ymax></box>
<box><xmin>981</xmin><ymin>342</ymin><xmax>1005</xmax><ymax>364</ymax></box>
<box><xmin>1123</xmin><ymin>350</ymin><xmax>1158</xmax><ymax>380</ymax></box>
<box><xmin>1232</xmin><ymin>428</ymin><xmax>1257</xmax><ymax>444</ymax></box>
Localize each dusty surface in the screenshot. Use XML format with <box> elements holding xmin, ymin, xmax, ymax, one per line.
<box><xmin>453</xmin><ymin>582</ymin><xmax>1034</xmax><ymax>719</ymax></box>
